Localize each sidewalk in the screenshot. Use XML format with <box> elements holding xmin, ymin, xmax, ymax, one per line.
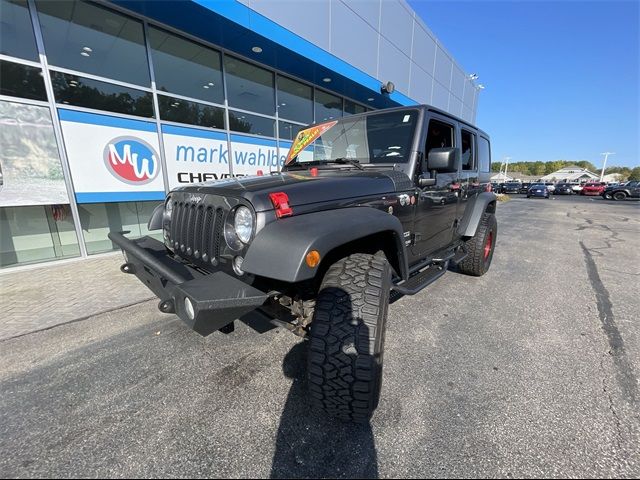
<box><xmin>0</xmin><ymin>254</ymin><xmax>155</xmax><ymax>341</ymax></box>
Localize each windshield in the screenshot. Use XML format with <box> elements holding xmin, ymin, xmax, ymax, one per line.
<box><xmin>285</xmin><ymin>109</ymin><xmax>419</xmax><ymax>166</ymax></box>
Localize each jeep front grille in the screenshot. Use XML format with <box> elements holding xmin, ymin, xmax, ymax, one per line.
<box><xmin>170</xmin><ymin>201</ymin><xmax>224</xmax><ymax>264</ymax></box>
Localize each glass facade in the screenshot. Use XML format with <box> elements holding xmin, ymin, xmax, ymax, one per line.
<box><xmin>0</xmin><ymin>0</ymin><xmax>369</xmax><ymax>269</ymax></box>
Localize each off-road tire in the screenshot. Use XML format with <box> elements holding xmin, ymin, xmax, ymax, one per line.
<box><xmin>613</xmin><ymin>191</ymin><xmax>627</xmax><ymax>201</ymax></box>
<box><xmin>308</xmin><ymin>252</ymin><xmax>391</xmax><ymax>423</ymax></box>
<box><xmin>458</xmin><ymin>212</ymin><xmax>497</xmax><ymax>277</ymax></box>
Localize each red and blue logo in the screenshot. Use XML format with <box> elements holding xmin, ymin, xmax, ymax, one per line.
<box><xmin>103</xmin><ymin>137</ymin><xmax>159</xmax><ymax>185</ymax></box>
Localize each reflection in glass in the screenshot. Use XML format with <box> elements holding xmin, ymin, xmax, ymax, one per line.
<box><xmin>229</xmin><ymin>110</ymin><xmax>275</xmax><ymax>137</ymax></box>
<box><xmin>158</xmin><ymin>95</ymin><xmax>225</xmax><ymax>129</ymax></box>
<box><xmin>77</xmin><ymin>201</ymin><xmax>161</xmax><ymax>254</ymax></box>
<box><xmin>0</xmin><ymin>0</ymin><xmax>39</xmax><ymax>61</ymax></box>
<box><xmin>278</xmin><ymin>121</ymin><xmax>303</xmax><ymax>141</ymax></box>
<box><xmin>35</xmin><ymin>0</ymin><xmax>150</xmax><ymax>86</ymax></box>
<box><xmin>225</xmin><ymin>56</ymin><xmax>274</xmax><ymax>115</ymax></box>
<box><xmin>50</xmin><ymin>71</ymin><xmax>154</xmax><ymax>118</ymax></box>
<box><xmin>315</xmin><ymin>90</ymin><xmax>342</xmax><ymax>123</ymax></box>
<box><xmin>345</xmin><ymin>99</ymin><xmax>366</xmax><ymax>116</ymax></box>
<box><xmin>0</xmin><ymin>100</ymin><xmax>69</xmax><ymax>207</ymax></box>
<box><xmin>0</xmin><ymin>205</ymin><xmax>80</xmax><ymax>268</ymax></box>
<box><xmin>149</xmin><ymin>26</ymin><xmax>224</xmax><ymax>105</ymax></box>
<box><xmin>0</xmin><ymin>60</ymin><xmax>47</xmax><ymax>101</ymax></box>
<box><xmin>277</xmin><ymin>76</ymin><xmax>312</xmax><ymax>124</ymax></box>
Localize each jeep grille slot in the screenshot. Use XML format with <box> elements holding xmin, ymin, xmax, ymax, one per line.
<box><xmin>170</xmin><ymin>201</ymin><xmax>224</xmax><ymax>264</ymax></box>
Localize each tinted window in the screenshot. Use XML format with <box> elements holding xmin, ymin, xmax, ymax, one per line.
<box><xmin>148</xmin><ymin>26</ymin><xmax>223</xmax><ymax>105</ymax></box>
<box><xmin>51</xmin><ymin>71</ymin><xmax>154</xmax><ymax>118</ymax></box>
<box><xmin>315</xmin><ymin>89</ymin><xmax>342</xmax><ymax>123</ymax></box>
<box><xmin>158</xmin><ymin>95</ymin><xmax>224</xmax><ymax>129</ymax></box>
<box><xmin>478</xmin><ymin>136</ymin><xmax>490</xmax><ymax>172</ymax></box>
<box><xmin>0</xmin><ymin>60</ymin><xmax>47</xmax><ymax>101</ymax></box>
<box><xmin>461</xmin><ymin>129</ymin><xmax>476</xmax><ymax>170</ymax></box>
<box><xmin>278</xmin><ymin>120</ymin><xmax>303</xmax><ymax>141</ymax></box>
<box><xmin>36</xmin><ymin>0</ymin><xmax>150</xmax><ymax>86</ymax></box>
<box><xmin>224</xmin><ymin>56</ymin><xmax>274</xmax><ymax>115</ymax></box>
<box><xmin>426</xmin><ymin>119</ymin><xmax>454</xmax><ymax>153</ymax></box>
<box><xmin>0</xmin><ymin>0</ymin><xmax>39</xmax><ymax>61</ymax></box>
<box><xmin>229</xmin><ymin>110</ymin><xmax>275</xmax><ymax>137</ymax></box>
<box><xmin>276</xmin><ymin>76</ymin><xmax>312</xmax><ymax>124</ymax></box>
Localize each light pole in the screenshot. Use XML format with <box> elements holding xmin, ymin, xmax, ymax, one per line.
<box><xmin>599</xmin><ymin>152</ymin><xmax>615</xmax><ymax>182</ymax></box>
<box><xmin>503</xmin><ymin>156</ymin><xmax>511</xmax><ymax>181</ymax></box>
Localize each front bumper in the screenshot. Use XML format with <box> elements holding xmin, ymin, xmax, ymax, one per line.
<box><xmin>108</xmin><ymin>232</ymin><xmax>268</xmax><ymax>336</ymax></box>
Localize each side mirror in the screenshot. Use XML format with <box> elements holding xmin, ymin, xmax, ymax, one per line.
<box><xmin>427</xmin><ymin>147</ymin><xmax>460</xmax><ymax>173</ymax></box>
<box><xmin>418</xmin><ymin>175</ymin><xmax>436</xmax><ymax>187</ymax></box>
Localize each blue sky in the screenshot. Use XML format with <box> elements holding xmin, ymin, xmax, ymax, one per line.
<box><xmin>408</xmin><ymin>0</ymin><xmax>639</xmax><ymax>168</ymax></box>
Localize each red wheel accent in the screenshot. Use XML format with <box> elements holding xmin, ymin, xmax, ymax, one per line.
<box><xmin>484</xmin><ymin>231</ymin><xmax>493</xmax><ymax>260</ymax></box>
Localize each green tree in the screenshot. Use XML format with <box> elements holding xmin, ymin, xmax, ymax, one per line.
<box><xmin>628</xmin><ymin>167</ymin><xmax>640</xmax><ymax>181</ymax></box>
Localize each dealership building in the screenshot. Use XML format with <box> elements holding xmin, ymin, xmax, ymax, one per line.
<box><xmin>0</xmin><ymin>0</ymin><xmax>481</xmax><ymax>268</ymax></box>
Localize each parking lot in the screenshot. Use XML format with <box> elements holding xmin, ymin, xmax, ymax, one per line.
<box><xmin>1</xmin><ymin>195</ymin><xmax>638</xmax><ymax>478</ymax></box>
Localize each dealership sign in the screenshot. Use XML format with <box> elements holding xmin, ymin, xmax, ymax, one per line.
<box><xmin>59</xmin><ymin>109</ymin><xmax>165</xmax><ymax>203</ymax></box>
<box><xmin>103</xmin><ymin>137</ymin><xmax>160</xmax><ymax>185</ymax></box>
<box><xmin>161</xmin><ymin>125</ymin><xmax>287</xmax><ymax>189</ymax></box>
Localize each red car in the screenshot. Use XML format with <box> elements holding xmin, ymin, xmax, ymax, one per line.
<box><xmin>581</xmin><ymin>182</ymin><xmax>606</xmax><ymax>195</ymax></box>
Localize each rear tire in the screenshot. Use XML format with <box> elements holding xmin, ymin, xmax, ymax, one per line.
<box><xmin>613</xmin><ymin>191</ymin><xmax>627</xmax><ymax>201</ymax></box>
<box><xmin>458</xmin><ymin>212</ymin><xmax>497</xmax><ymax>277</ymax></box>
<box><xmin>308</xmin><ymin>252</ymin><xmax>391</xmax><ymax>423</ymax></box>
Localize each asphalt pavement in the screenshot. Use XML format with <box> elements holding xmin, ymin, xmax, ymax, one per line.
<box><xmin>1</xmin><ymin>194</ymin><xmax>638</xmax><ymax>478</ymax></box>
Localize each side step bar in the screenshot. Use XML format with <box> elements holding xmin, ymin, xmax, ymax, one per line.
<box><xmin>392</xmin><ymin>262</ymin><xmax>448</xmax><ymax>297</ymax></box>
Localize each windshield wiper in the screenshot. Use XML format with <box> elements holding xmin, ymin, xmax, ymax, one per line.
<box><xmin>330</xmin><ymin>158</ymin><xmax>364</xmax><ymax>170</ymax></box>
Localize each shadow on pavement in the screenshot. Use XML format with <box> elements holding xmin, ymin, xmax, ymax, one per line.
<box><xmin>270</xmin><ymin>341</ymin><xmax>379</xmax><ymax>479</ymax></box>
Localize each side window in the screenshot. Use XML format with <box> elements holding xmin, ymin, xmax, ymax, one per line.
<box><xmin>461</xmin><ymin>129</ymin><xmax>476</xmax><ymax>170</ymax></box>
<box><xmin>478</xmin><ymin>136</ymin><xmax>491</xmax><ymax>173</ymax></box>
<box><xmin>426</xmin><ymin>119</ymin><xmax>454</xmax><ymax>153</ymax></box>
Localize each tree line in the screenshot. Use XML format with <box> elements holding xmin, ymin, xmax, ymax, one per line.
<box><xmin>490</xmin><ymin>160</ymin><xmax>640</xmax><ymax>181</ymax></box>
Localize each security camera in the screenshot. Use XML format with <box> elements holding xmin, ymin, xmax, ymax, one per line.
<box><xmin>381</xmin><ymin>81</ymin><xmax>395</xmax><ymax>95</ymax></box>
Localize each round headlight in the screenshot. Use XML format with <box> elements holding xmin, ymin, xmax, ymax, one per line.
<box><xmin>234</xmin><ymin>206</ymin><xmax>254</xmax><ymax>244</ymax></box>
<box><xmin>165</xmin><ymin>196</ymin><xmax>173</xmax><ymax>217</ymax></box>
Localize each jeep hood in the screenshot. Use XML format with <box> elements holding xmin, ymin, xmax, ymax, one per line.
<box><xmin>173</xmin><ymin>169</ymin><xmax>413</xmax><ymax>212</ymax></box>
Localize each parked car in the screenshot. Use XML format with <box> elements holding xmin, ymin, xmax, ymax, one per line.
<box><xmin>501</xmin><ymin>182</ymin><xmax>521</xmax><ymax>194</ymax></box>
<box><xmin>571</xmin><ymin>183</ymin><xmax>584</xmax><ymax>193</ymax></box>
<box><xmin>544</xmin><ymin>182</ymin><xmax>556</xmax><ymax>193</ymax></box>
<box><xmin>518</xmin><ymin>182</ymin><xmax>531</xmax><ymax>194</ymax></box>
<box><xmin>527</xmin><ymin>183</ymin><xmax>549</xmax><ymax>198</ymax></box>
<box><xmin>109</xmin><ymin>105</ymin><xmax>498</xmax><ymax>423</ymax></box>
<box><xmin>554</xmin><ymin>183</ymin><xmax>574</xmax><ymax>195</ymax></box>
<box><xmin>602</xmin><ymin>181</ymin><xmax>640</xmax><ymax>200</ymax></box>
<box><xmin>581</xmin><ymin>182</ymin><xmax>606</xmax><ymax>196</ymax></box>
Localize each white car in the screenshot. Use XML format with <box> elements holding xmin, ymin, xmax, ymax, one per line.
<box><xmin>544</xmin><ymin>183</ymin><xmax>556</xmax><ymax>193</ymax></box>
<box><xmin>571</xmin><ymin>183</ymin><xmax>583</xmax><ymax>193</ymax></box>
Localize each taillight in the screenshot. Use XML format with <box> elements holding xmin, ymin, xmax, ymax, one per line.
<box><xmin>269</xmin><ymin>192</ymin><xmax>293</xmax><ymax>218</ymax></box>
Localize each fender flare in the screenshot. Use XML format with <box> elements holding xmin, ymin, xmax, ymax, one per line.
<box><xmin>147</xmin><ymin>203</ymin><xmax>164</xmax><ymax>231</ymax></box>
<box><xmin>242</xmin><ymin>207</ymin><xmax>409</xmax><ymax>283</ymax></box>
<box><xmin>457</xmin><ymin>191</ymin><xmax>497</xmax><ymax>238</ymax></box>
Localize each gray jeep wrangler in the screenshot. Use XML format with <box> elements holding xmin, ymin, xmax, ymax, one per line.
<box><xmin>110</xmin><ymin>105</ymin><xmax>497</xmax><ymax>423</ymax></box>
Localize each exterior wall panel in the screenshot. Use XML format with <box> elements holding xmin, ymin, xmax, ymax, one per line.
<box><xmin>378</xmin><ymin>37</ymin><xmax>410</xmax><ymax>93</ymax></box>
<box><xmin>331</xmin><ymin>1</ymin><xmax>379</xmax><ymax>75</ymax></box>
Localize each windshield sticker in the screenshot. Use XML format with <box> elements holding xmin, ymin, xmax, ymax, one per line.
<box><xmin>285</xmin><ymin>120</ymin><xmax>338</xmax><ymax>164</ymax></box>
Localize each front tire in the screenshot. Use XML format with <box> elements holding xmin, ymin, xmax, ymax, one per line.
<box><xmin>458</xmin><ymin>212</ymin><xmax>497</xmax><ymax>277</ymax></box>
<box><xmin>308</xmin><ymin>252</ymin><xmax>391</xmax><ymax>423</ymax></box>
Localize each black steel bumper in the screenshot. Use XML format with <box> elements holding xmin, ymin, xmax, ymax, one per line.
<box><xmin>108</xmin><ymin>232</ymin><xmax>268</xmax><ymax>336</ymax></box>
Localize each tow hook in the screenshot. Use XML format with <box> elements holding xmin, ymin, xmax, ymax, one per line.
<box><xmin>158</xmin><ymin>299</ymin><xmax>175</xmax><ymax>314</ymax></box>
<box><xmin>120</xmin><ymin>263</ymin><xmax>135</xmax><ymax>274</ymax></box>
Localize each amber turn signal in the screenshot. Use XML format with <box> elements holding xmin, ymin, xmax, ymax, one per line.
<box><xmin>305</xmin><ymin>250</ymin><xmax>321</xmax><ymax>268</ymax></box>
